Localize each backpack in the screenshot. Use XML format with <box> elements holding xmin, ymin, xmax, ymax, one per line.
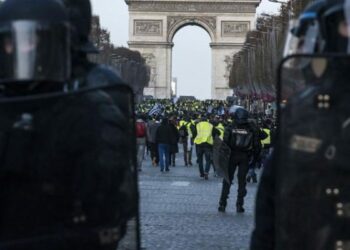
<box><xmin>230</xmin><ymin>125</ymin><xmax>254</xmax><ymax>151</ymax></box>
<box><xmin>136</xmin><ymin>121</ymin><xmax>146</xmax><ymax>138</ymax></box>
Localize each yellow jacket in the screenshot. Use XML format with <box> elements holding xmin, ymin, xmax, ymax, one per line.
<box><xmin>178</xmin><ymin>120</ymin><xmax>186</xmax><ymax>129</ymax></box>
<box><xmin>194</xmin><ymin>121</ymin><xmax>214</xmax><ymax>145</ymax></box>
<box><xmin>215</xmin><ymin>123</ymin><xmax>225</xmax><ymax>140</ymax></box>
<box><xmin>261</xmin><ymin>128</ymin><xmax>271</xmax><ymax>146</ymax></box>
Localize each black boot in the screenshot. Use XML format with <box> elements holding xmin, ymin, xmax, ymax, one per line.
<box><xmin>218</xmin><ymin>200</ymin><xmax>226</xmax><ymax>212</ymax></box>
<box><xmin>218</xmin><ymin>205</ymin><xmax>226</xmax><ymax>213</ymax></box>
<box><xmin>236</xmin><ymin>205</ymin><xmax>245</xmax><ymax>213</ymax></box>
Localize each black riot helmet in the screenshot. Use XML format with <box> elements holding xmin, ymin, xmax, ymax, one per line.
<box><xmin>234</xmin><ymin>108</ymin><xmax>249</xmax><ymax>125</ymax></box>
<box><xmin>320</xmin><ymin>0</ymin><xmax>350</xmax><ymax>53</ymax></box>
<box><xmin>284</xmin><ymin>0</ymin><xmax>325</xmax><ymax>57</ymax></box>
<box><xmin>63</xmin><ymin>0</ymin><xmax>98</xmax><ymax>53</ymax></box>
<box><xmin>0</xmin><ymin>0</ymin><xmax>71</xmax><ymax>85</ymax></box>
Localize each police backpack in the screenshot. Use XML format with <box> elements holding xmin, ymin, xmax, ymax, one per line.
<box><xmin>229</xmin><ymin>126</ymin><xmax>254</xmax><ymax>151</ymax></box>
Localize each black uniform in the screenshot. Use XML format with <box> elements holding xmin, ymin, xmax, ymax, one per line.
<box><xmin>251</xmin><ymin>0</ymin><xmax>350</xmax><ymax>247</ymax></box>
<box><xmin>219</xmin><ymin>110</ymin><xmax>260</xmax><ymax>212</ymax></box>
<box><xmin>0</xmin><ymin>91</ymin><xmax>130</xmax><ymax>250</ymax></box>
<box><xmin>0</xmin><ymin>0</ymin><xmax>136</xmax><ymax>249</ymax></box>
<box><xmin>64</xmin><ymin>0</ymin><xmax>138</xmax><ymax>224</ymax></box>
<box><xmin>251</xmin><ymin>62</ymin><xmax>350</xmax><ymax>250</ymax></box>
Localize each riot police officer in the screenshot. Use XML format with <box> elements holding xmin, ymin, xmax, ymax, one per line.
<box><xmin>63</xmin><ymin>0</ymin><xmax>138</xmax><ymax>226</ymax></box>
<box><xmin>63</xmin><ymin>0</ymin><xmax>127</xmax><ymax>91</ymax></box>
<box><xmin>218</xmin><ymin>108</ymin><xmax>260</xmax><ymax>213</ymax></box>
<box><xmin>0</xmin><ymin>0</ymin><xmax>133</xmax><ymax>249</ymax></box>
<box><xmin>251</xmin><ymin>0</ymin><xmax>350</xmax><ymax>249</ymax></box>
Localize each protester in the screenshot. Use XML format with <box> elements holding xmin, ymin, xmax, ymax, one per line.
<box><xmin>194</xmin><ymin>115</ymin><xmax>220</xmax><ymax>180</ymax></box>
<box><xmin>147</xmin><ymin>116</ymin><xmax>161</xmax><ymax>166</ymax></box>
<box><xmin>168</xmin><ymin>116</ymin><xmax>180</xmax><ymax>167</ymax></box>
<box><xmin>155</xmin><ymin>117</ymin><xmax>172</xmax><ymax>172</ymax></box>
<box><xmin>136</xmin><ymin>114</ymin><xmax>147</xmax><ymax>171</ymax></box>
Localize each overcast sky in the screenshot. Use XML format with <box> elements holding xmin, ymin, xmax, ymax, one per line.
<box><xmin>90</xmin><ymin>0</ymin><xmax>281</xmax><ymax>99</ymax></box>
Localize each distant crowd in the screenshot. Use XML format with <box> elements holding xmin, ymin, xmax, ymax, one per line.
<box><xmin>135</xmin><ymin>98</ymin><xmax>276</xmax><ymax>176</ymax></box>
<box><xmin>134</xmin><ymin>98</ymin><xmax>276</xmax><ymax>214</ymax></box>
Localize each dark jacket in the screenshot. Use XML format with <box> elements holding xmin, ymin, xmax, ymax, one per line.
<box><xmin>169</xmin><ymin>123</ymin><xmax>179</xmax><ymax>153</ymax></box>
<box><xmin>155</xmin><ymin>122</ymin><xmax>173</xmax><ymax>145</ymax></box>
<box><xmin>147</xmin><ymin>120</ymin><xmax>160</xmax><ymax>143</ymax></box>
<box><xmin>0</xmin><ymin>91</ymin><xmax>133</xmax><ymax>250</ymax></box>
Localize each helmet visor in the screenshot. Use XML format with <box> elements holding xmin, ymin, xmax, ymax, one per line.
<box><xmin>283</xmin><ymin>18</ymin><xmax>321</xmax><ymax>70</ymax></box>
<box><xmin>284</xmin><ymin>17</ymin><xmax>320</xmax><ymax>57</ymax></box>
<box><xmin>320</xmin><ymin>0</ymin><xmax>350</xmax><ymax>53</ymax></box>
<box><xmin>0</xmin><ymin>21</ymin><xmax>70</xmax><ymax>84</ymax></box>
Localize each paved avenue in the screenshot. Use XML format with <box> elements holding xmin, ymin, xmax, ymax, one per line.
<box><xmin>136</xmin><ymin>149</ymin><xmax>258</xmax><ymax>250</ymax></box>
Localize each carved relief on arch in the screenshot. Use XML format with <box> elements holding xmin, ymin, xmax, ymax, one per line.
<box><xmin>142</xmin><ymin>53</ymin><xmax>157</xmax><ymax>87</ymax></box>
<box><xmin>224</xmin><ymin>55</ymin><xmax>234</xmax><ymax>81</ymax></box>
<box><xmin>167</xmin><ymin>16</ymin><xmax>216</xmax><ymax>41</ymax></box>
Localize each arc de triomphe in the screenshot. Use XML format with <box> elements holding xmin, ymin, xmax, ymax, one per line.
<box><xmin>125</xmin><ymin>0</ymin><xmax>260</xmax><ymax>99</ymax></box>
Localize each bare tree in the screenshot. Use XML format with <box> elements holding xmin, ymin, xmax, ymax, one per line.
<box><xmin>111</xmin><ymin>48</ymin><xmax>150</xmax><ymax>103</ymax></box>
<box><xmin>89</xmin><ymin>16</ymin><xmax>114</xmax><ymax>64</ymax></box>
<box><xmin>228</xmin><ymin>0</ymin><xmax>311</xmax><ymax>106</ymax></box>
<box><xmin>89</xmin><ymin>15</ymin><xmax>150</xmax><ymax>102</ymax></box>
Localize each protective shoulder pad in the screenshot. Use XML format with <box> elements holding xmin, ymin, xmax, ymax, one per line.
<box><xmin>86</xmin><ymin>64</ymin><xmax>128</xmax><ymax>88</ymax></box>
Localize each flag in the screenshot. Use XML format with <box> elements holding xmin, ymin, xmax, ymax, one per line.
<box><xmin>148</xmin><ymin>103</ymin><xmax>162</xmax><ymax>116</ymax></box>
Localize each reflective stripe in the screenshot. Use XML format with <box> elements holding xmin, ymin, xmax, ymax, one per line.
<box><xmin>186</xmin><ymin>122</ymin><xmax>192</xmax><ymax>137</ymax></box>
<box><xmin>194</xmin><ymin>121</ymin><xmax>213</xmax><ymax>145</ymax></box>
<box><xmin>216</xmin><ymin>123</ymin><xmax>225</xmax><ymax>140</ymax></box>
<box><xmin>261</xmin><ymin>128</ymin><xmax>271</xmax><ymax>145</ymax></box>
<box><xmin>187</xmin><ymin>121</ymin><xmax>196</xmax><ymax>137</ymax></box>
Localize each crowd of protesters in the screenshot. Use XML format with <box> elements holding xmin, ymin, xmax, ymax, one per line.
<box><xmin>135</xmin><ymin>98</ymin><xmax>277</xmax><ymax>213</ymax></box>
<box><xmin>135</xmin><ymin>98</ymin><xmax>276</xmax><ymax>179</ymax></box>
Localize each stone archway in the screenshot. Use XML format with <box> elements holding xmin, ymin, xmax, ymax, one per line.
<box><xmin>167</xmin><ymin>16</ymin><xmax>216</xmax><ymax>42</ymax></box>
<box><xmin>126</xmin><ymin>0</ymin><xmax>260</xmax><ymax>99</ymax></box>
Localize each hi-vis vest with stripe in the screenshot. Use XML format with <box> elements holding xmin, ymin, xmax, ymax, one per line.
<box><xmin>194</xmin><ymin>121</ymin><xmax>213</xmax><ymax>145</ymax></box>
<box><xmin>261</xmin><ymin>128</ymin><xmax>271</xmax><ymax>146</ymax></box>
<box><xmin>216</xmin><ymin>123</ymin><xmax>225</xmax><ymax>140</ymax></box>
<box><xmin>186</xmin><ymin>122</ymin><xmax>193</xmax><ymax>137</ymax></box>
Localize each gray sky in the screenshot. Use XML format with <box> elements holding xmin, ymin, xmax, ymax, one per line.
<box><xmin>90</xmin><ymin>0</ymin><xmax>281</xmax><ymax>99</ymax></box>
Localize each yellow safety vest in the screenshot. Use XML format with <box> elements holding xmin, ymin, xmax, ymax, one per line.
<box><xmin>261</xmin><ymin>128</ymin><xmax>271</xmax><ymax>146</ymax></box>
<box><xmin>194</xmin><ymin>121</ymin><xmax>214</xmax><ymax>145</ymax></box>
<box><xmin>216</xmin><ymin>123</ymin><xmax>225</xmax><ymax>140</ymax></box>
<box><xmin>186</xmin><ymin>122</ymin><xmax>192</xmax><ymax>137</ymax></box>
<box><xmin>178</xmin><ymin>120</ymin><xmax>186</xmax><ymax>129</ymax></box>
<box><xmin>186</xmin><ymin>121</ymin><xmax>196</xmax><ymax>137</ymax></box>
